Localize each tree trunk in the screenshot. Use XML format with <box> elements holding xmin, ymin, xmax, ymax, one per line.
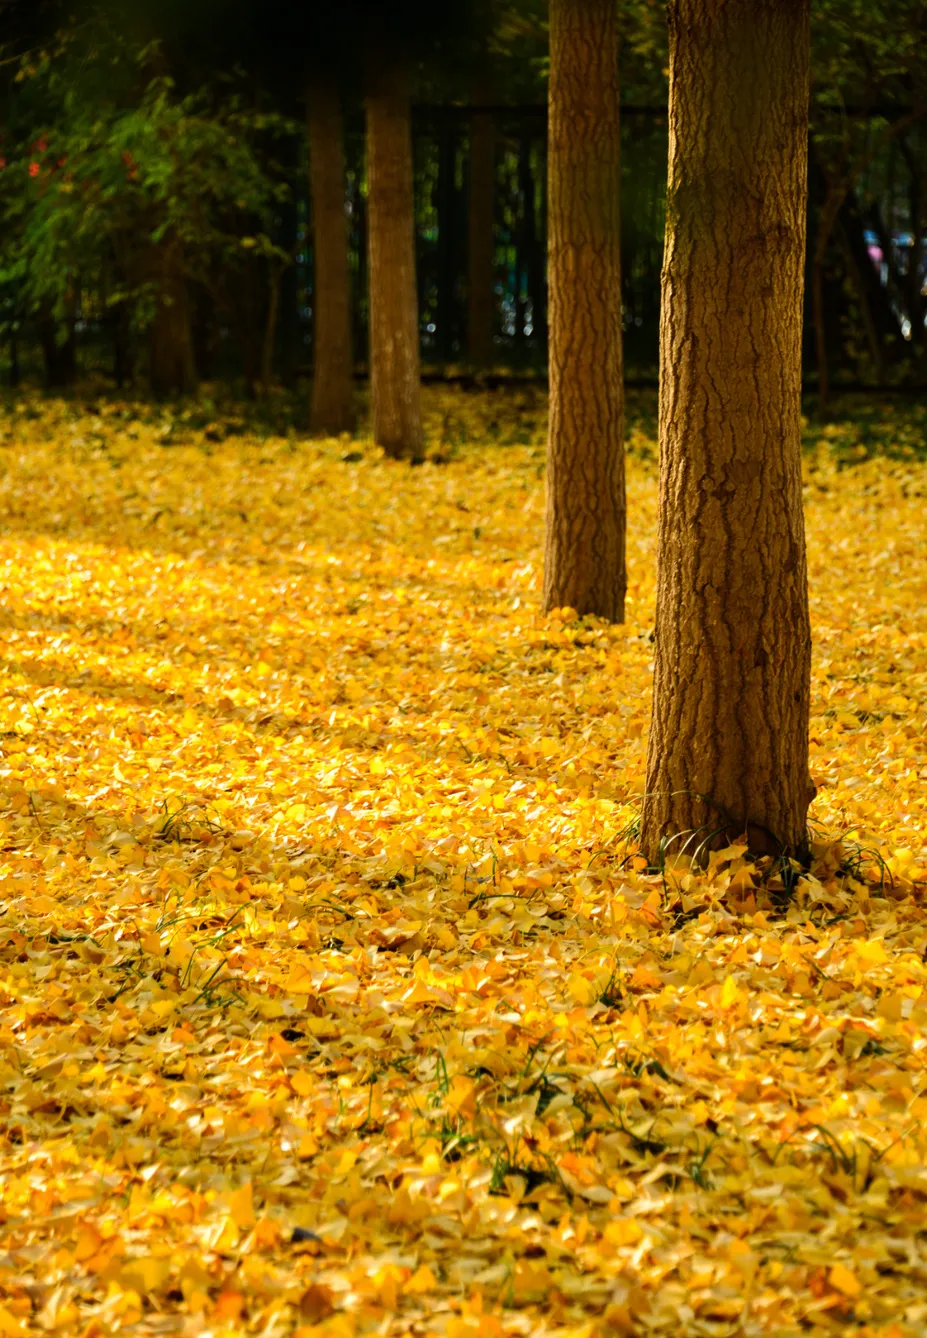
<box><xmin>149</xmin><ymin>244</ymin><xmax>197</xmax><ymax>398</ymax></box>
<box><xmin>835</xmin><ymin>218</ymin><xmax>886</xmax><ymax>384</ymax></box>
<box><xmin>900</xmin><ymin>137</ymin><xmax>925</xmax><ymax>372</ymax></box>
<box><xmin>308</xmin><ymin>75</ymin><xmax>356</xmax><ymax>436</ymax></box>
<box><xmin>467</xmin><ymin>84</ymin><xmax>495</xmax><ymax>364</ymax></box>
<box><xmin>811</xmin><ymin>192</ymin><xmax>840</xmax><ymax>413</ymax></box>
<box><xmin>38</xmin><ymin>311</ymin><xmax>77</xmax><ymax>389</ymax></box>
<box><xmin>365</xmin><ymin>54</ymin><xmax>424</xmax><ymax>460</ymax></box>
<box><xmin>436</xmin><ymin>126</ymin><xmax>457</xmax><ymax>361</ymax></box>
<box><xmin>543</xmin><ymin>0</ymin><xmax>625</xmax><ymax>622</ymax></box>
<box><xmin>521</xmin><ymin>138</ymin><xmax>545</xmax><ymax>350</ymax></box>
<box><xmin>261</xmin><ymin>264</ymin><xmax>283</xmax><ymax>396</ymax></box>
<box><xmin>839</xmin><ymin>185</ymin><xmax>906</xmax><ymax>377</ymax></box>
<box><xmin>809</xmin><ymin>114</ymin><xmax>925</xmax><ymax>409</ymax></box>
<box><xmin>111</xmin><ymin>302</ymin><xmax>134</xmax><ymax>388</ymax></box>
<box><xmin>278</xmin><ymin>135</ymin><xmax>301</xmax><ymax>388</ymax></box>
<box><xmin>641</xmin><ymin>0</ymin><xmax>814</xmax><ymax>866</ymax></box>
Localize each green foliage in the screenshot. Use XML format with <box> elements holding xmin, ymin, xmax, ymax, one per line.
<box><xmin>0</xmin><ymin>22</ymin><xmax>295</xmax><ymax>342</ymax></box>
<box><xmin>812</xmin><ymin>0</ymin><xmax>927</xmax><ymax>109</ymax></box>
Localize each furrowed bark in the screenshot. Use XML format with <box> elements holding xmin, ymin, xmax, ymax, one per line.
<box><xmin>641</xmin><ymin>0</ymin><xmax>814</xmax><ymax>865</ymax></box>
<box><xmin>543</xmin><ymin>0</ymin><xmax>625</xmax><ymax>622</ymax></box>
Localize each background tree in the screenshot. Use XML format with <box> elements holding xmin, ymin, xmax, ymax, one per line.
<box><xmin>307</xmin><ymin>72</ymin><xmax>355</xmax><ymax>435</ymax></box>
<box><xmin>467</xmin><ymin>71</ymin><xmax>495</xmax><ymax>365</ymax></box>
<box><xmin>543</xmin><ymin>0</ymin><xmax>625</xmax><ymax>622</ymax></box>
<box><xmin>0</xmin><ymin>27</ymin><xmax>292</xmax><ymax>395</ymax></box>
<box><xmin>365</xmin><ymin>40</ymin><xmax>424</xmax><ymax>459</ymax></box>
<box><xmin>810</xmin><ymin>0</ymin><xmax>927</xmax><ymax>407</ymax></box>
<box><xmin>641</xmin><ymin>0</ymin><xmax>814</xmax><ymax>865</ymax></box>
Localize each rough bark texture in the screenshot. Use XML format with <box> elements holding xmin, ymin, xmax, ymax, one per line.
<box><xmin>641</xmin><ymin>0</ymin><xmax>813</xmax><ymax>865</ymax></box>
<box><xmin>308</xmin><ymin>76</ymin><xmax>355</xmax><ymax>436</ymax></box>
<box><xmin>467</xmin><ymin>84</ymin><xmax>495</xmax><ymax>365</ymax></box>
<box><xmin>365</xmin><ymin>57</ymin><xmax>424</xmax><ymax>460</ymax></box>
<box><xmin>148</xmin><ymin>243</ymin><xmax>197</xmax><ymax>398</ymax></box>
<box><xmin>543</xmin><ymin>0</ymin><xmax>625</xmax><ymax>622</ymax></box>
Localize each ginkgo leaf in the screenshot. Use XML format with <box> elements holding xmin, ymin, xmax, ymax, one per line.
<box><xmin>0</xmin><ymin>390</ymin><xmax>926</xmax><ymax>1338</ymax></box>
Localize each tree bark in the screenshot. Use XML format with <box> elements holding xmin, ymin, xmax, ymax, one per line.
<box><xmin>838</xmin><ymin>184</ymin><xmax>906</xmax><ymax>379</ymax></box>
<box><xmin>148</xmin><ymin>242</ymin><xmax>197</xmax><ymax>398</ymax></box>
<box><xmin>543</xmin><ymin>0</ymin><xmax>625</xmax><ymax>622</ymax></box>
<box><xmin>436</xmin><ymin>126</ymin><xmax>457</xmax><ymax>361</ymax></box>
<box><xmin>641</xmin><ymin>0</ymin><xmax>814</xmax><ymax>866</ymax></box>
<box><xmin>38</xmin><ymin>310</ymin><xmax>76</xmax><ymax>389</ymax></box>
<box><xmin>467</xmin><ymin>84</ymin><xmax>495</xmax><ymax>364</ymax></box>
<box><xmin>261</xmin><ymin>263</ymin><xmax>283</xmax><ymax>397</ymax></box>
<box><xmin>308</xmin><ymin>75</ymin><xmax>356</xmax><ymax>435</ymax></box>
<box><xmin>365</xmin><ymin>54</ymin><xmax>424</xmax><ymax>460</ymax></box>
<box><xmin>900</xmin><ymin>136</ymin><xmax>925</xmax><ymax>371</ymax></box>
<box><xmin>811</xmin><ymin>190</ymin><xmax>841</xmax><ymax>413</ymax></box>
<box><xmin>809</xmin><ymin>111</ymin><xmax>925</xmax><ymax>411</ymax></box>
<box><xmin>521</xmin><ymin>138</ymin><xmax>545</xmax><ymax>350</ymax></box>
<box><xmin>835</xmin><ymin>217</ymin><xmax>886</xmax><ymax>384</ymax></box>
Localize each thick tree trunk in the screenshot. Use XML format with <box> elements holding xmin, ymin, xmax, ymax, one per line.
<box><xmin>543</xmin><ymin>0</ymin><xmax>625</xmax><ymax>622</ymax></box>
<box><xmin>467</xmin><ymin>86</ymin><xmax>495</xmax><ymax>364</ymax></box>
<box><xmin>365</xmin><ymin>55</ymin><xmax>424</xmax><ymax>460</ymax></box>
<box><xmin>308</xmin><ymin>75</ymin><xmax>355</xmax><ymax>436</ymax></box>
<box><xmin>149</xmin><ymin>244</ymin><xmax>197</xmax><ymax>398</ymax></box>
<box><xmin>641</xmin><ymin>0</ymin><xmax>814</xmax><ymax>866</ymax></box>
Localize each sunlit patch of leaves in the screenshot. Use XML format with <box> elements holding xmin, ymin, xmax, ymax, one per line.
<box><xmin>0</xmin><ymin>389</ymin><xmax>924</xmax><ymax>1335</ymax></box>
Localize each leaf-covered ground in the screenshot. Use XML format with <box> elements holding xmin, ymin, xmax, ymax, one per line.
<box><xmin>1</xmin><ymin>389</ymin><xmax>926</xmax><ymax>1338</ymax></box>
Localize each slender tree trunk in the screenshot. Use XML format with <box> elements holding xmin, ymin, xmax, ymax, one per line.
<box><xmin>835</xmin><ymin>218</ymin><xmax>886</xmax><ymax>383</ymax></box>
<box><xmin>468</xmin><ymin>82</ymin><xmax>495</xmax><ymax>364</ymax></box>
<box><xmin>840</xmin><ymin>185</ymin><xmax>905</xmax><ymax>375</ymax></box>
<box><xmin>515</xmin><ymin>136</ymin><xmax>529</xmax><ymax>346</ymax></box>
<box><xmin>543</xmin><ymin>0</ymin><xmax>625</xmax><ymax>622</ymax></box>
<box><xmin>641</xmin><ymin>0</ymin><xmax>814</xmax><ymax>866</ymax></box>
<box><xmin>812</xmin><ymin>193</ymin><xmax>840</xmax><ymax>413</ymax></box>
<box><xmin>308</xmin><ymin>75</ymin><xmax>355</xmax><ymax>435</ymax></box>
<box><xmin>38</xmin><ymin>311</ymin><xmax>77</xmax><ymax>389</ymax></box>
<box><xmin>261</xmin><ymin>265</ymin><xmax>283</xmax><ymax>396</ymax></box>
<box><xmin>521</xmin><ymin>138</ymin><xmax>544</xmax><ymax>349</ymax></box>
<box><xmin>900</xmin><ymin>138</ymin><xmax>924</xmax><ymax>371</ymax></box>
<box><xmin>148</xmin><ymin>242</ymin><xmax>197</xmax><ymax>398</ymax></box>
<box><xmin>352</xmin><ymin>145</ymin><xmax>369</xmax><ymax>370</ymax></box>
<box><xmin>365</xmin><ymin>53</ymin><xmax>424</xmax><ymax>460</ymax></box>
<box><xmin>278</xmin><ymin>135</ymin><xmax>301</xmax><ymax>388</ymax></box>
<box><xmin>810</xmin><ymin>114</ymin><xmax>925</xmax><ymax>409</ymax></box>
<box><xmin>436</xmin><ymin>126</ymin><xmax>457</xmax><ymax>361</ymax></box>
<box><xmin>111</xmin><ymin>302</ymin><xmax>134</xmax><ymax>388</ymax></box>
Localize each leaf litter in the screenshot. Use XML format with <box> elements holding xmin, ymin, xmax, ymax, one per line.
<box><xmin>0</xmin><ymin>390</ymin><xmax>925</xmax><ymax>1337</ymax></box>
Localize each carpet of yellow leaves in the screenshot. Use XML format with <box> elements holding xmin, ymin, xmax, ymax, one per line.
<box><xmin>1</xmin><ymin>390</ymin><xmax>926</xmax><ymax>1338</ymax></box>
